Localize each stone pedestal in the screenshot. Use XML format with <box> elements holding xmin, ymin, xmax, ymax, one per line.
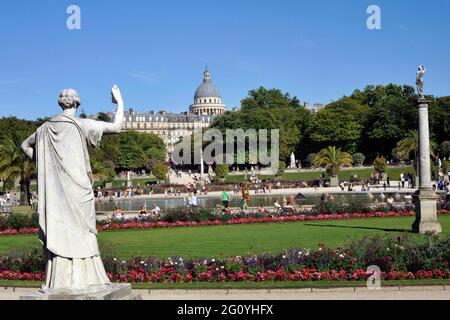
<box><xmin>330</xmin><ymin>176</ymin><xmax>339</xmax><ymax>188</ymax></box>
<box><xmin>20</xmin><ymin>283</ymin><xmax>141</xmax><ymax>301</ymax></box>
<box><xmin>412</xmin><ymin>189</ymin><xmax>442</xmax><ymax>234</ymax></box>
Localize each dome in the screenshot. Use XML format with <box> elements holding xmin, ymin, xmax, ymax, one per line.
<box><xmin>194</xmin><ymin>68</ymin><xmax>221</xmax><ymax>99</ymax></box>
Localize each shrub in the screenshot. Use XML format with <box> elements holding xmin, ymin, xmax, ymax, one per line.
<box><xmin>0</xmin><ymin>213</ymin><xmax>39</xmax><ymax>231</ymax></box>
<box><xmin>214</xmin><ymin>164</ymin><xmax>229</xmax><ymax>179</ymax></box>
<box><xmin>276</xmin><ymin>161</ymin><xmax>286</xmax><ymax>177</ymax></box>
<box><xmin>373</xmin><ymin>156</ymin><xmax>388</xmax><ymax>173</ymax></box>
<box><xmin>352</xmin><ymin>153</ymin><xmax>365</xmax><ymax>166</ymax></box>
<box><xmin>306</xmin><ymin>153</ymin><xmax>317</xmax><ymax>167</ymax></box>
<box><xmin>152</xmin><ymin>163</ymin><xmax>168</xmax><ymax>181</ymax></box>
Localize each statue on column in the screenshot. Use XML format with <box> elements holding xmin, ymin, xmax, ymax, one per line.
<box><xmin>416</xmin><ymin>65</ymin><xmax>426</xmax><ymax>98</ymax></box>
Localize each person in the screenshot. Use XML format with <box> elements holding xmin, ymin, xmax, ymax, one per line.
<box><xmin>114</xmin><ymin>207</ymin><xmax>124</xmax><ymax>220</ymax></box>
<box><xmin>139</xmin><ymin>205</ymin><xmax>148</xmax><ymax>218</ymax></box>
<box><xmin>21</xmin><ymin>86</ymin><xmax>124</xmax><ymax>290</ymax></box>
<box><xmin>387</xmin><ymin>196</ymin><xmax>395</xmax><ymax>209</ymax></box>
<box><xmin>404</xmin><ymin>194</ymin><xmax>413</xmax><ymax>204</ymax></box>
<box><xmin>191</xmin><ymin>191</ymin><xmax>199</xmax><ymax>209</ymax></box>
<box><xmin>241</xmin><ymin>198</ymin><xmax>248</xmax><ymax>210</ymax></box>
<box><xmin>221</xmin><ymin>190</ymin><xmax>230</xmax><ymax>209</ymax></box>
<box><xmin>151</xmin><ymin>204</ymin><xmax>161</xmax><ymax>216</ymax></box>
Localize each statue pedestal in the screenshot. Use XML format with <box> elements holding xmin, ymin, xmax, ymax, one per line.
<box><xmin>20</xmin><ymin>283</ymin><xmax>141</xmax><ymax>301</ymax></box>
<box><xmin>412</xmin><ymin>189</ymin><xmax>442</xmax><ymax>234</ymax></box>
<box><xmin>330</xmin><ymin>176</ymin><xmax>339</xmax><ymax>188</ymax></box>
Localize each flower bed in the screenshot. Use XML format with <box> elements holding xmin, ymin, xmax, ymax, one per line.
<box><xmin>1</xmin><ymin>234</ymin><xmax>449</xmax><ymax>283</ymax></box>
<box><xmin>1</xmin><ymin>210</ymin><xmax>449</xmax><ymax>237</ymax></box>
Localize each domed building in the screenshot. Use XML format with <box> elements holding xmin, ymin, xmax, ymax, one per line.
<box><xmin>190</xmin><ymin>68</ymin><xmax>227</xmax><ymax>116</ymax></box>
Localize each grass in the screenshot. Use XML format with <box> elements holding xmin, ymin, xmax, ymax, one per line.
<box><xmin>1</xmin><ymin>279</ymin><xmax>449</xmax><ymax>290</ymax></box>
<box><xmin>223</xmin><ymin>166</ymin><xmax>415</xmax><ymax>183</ymax></box>
<box><xmin>1</xmin><ymin>215</ymin><xmax>449</xmax><ymax>259</ymax></box>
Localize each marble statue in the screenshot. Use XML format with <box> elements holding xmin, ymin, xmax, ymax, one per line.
<box><xmin>21</xmin><ymin>86</ymin><xmax>124</xmax><ymax>293</ymax></box>
<box><xmin>416</xmin><ymin>65</ymin><xmax>426</xmax><ymax>98</ymax></box>
<box><xmin>290</xmin><ymin>153</ymin><xmax>296</xmax><ymax>169</ymax></box>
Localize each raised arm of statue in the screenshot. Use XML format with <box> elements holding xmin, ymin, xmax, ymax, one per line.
<box><xmin>102</xmin><ymin>85</ymin><xmax>124</xmax><ymax>133</ymax></box>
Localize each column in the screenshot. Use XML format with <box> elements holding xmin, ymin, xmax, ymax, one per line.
<box><xmin>412</xmin><ymin>97</ymin><xmax>442</xmax><ymax>234</ymax></box>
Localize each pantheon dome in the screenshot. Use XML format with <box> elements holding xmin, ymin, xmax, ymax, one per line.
<box><xmin>190</xmin><ymin>68</ymin><xmax>227</xmax><ymax>116</ymax></box>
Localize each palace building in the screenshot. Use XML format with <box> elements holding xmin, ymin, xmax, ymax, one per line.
<box><xmin>107</xmin><ymin>68</ymin><xmax>228</xmax><ymax>155</ymax></box>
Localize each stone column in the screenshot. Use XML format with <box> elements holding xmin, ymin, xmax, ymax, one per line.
<box><xmin>412</xmin><ymin>98</ymin><xmax>442</xmax><ymax>234</ymax></box>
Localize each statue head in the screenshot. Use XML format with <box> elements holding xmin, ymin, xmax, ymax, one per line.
<box><xmin>58</xmin><ymin>89</ymin><xmax>81</xmax><ymax>110</ymax></box>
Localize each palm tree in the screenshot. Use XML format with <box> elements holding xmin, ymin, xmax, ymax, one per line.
<box><xmin>0</xmin><ymin>133</ymin><xmax>35</xmax><ymax>205</ymax></box>
<box><xmin>313</xmin><ymin>146</ymin><xmax>353</xmax><ymax>177</ymax></box>
<box><xmin>394</xmin><ymin>130</ymin><xmax>437</xmax><ymax>172</ymax></box>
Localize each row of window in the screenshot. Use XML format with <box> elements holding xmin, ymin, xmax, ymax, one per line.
<box><xmin>126</xmin><ymin>116</ymin><xmax>211</xmax><ymax>123</ymax></box>
<box><xmin>196</xmin><ymin>98</ymin><xmax>221</xmax><ymax>104</ymax></box>
<box><xmin>124</xmin><ymin>122</ymin><xmax>209</xmax><ymax>130</ymax></box>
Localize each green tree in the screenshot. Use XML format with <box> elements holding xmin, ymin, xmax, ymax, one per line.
<box><xmin>373</xmin><ymin>156</ymin><xmax>388</xmax><ymax>174</ymax></box>
<box><xmin>440</xmin><ymin>141</ymin><xmax>450</xmax><ymax>158</ymax></box>
<box><xmin>152</xmin><ymin>163</ymin><xmax>168</xmax><ymax>182</ymax></box>
<box><xmin>0</xmin><ymin>133</ymin><xmax>35</xmax><ymax>205</ymax></box>
<box><xmin>97</xmin><ymin>112</ymin><xmax>111</xmax><ymax>123</ymax></box>
<box><xmin>313</xmin><ymin>146</ymin><xmax>352</xmax><ymax>177</ymax></box>
<box><xmin>309</xmin><ymin>98</ymin><xmax>369</xmax><ymax>153</ymax></box>
<box><xmin>394</xmin><ymin>130</ymin><xmax>437</xmax><ymax>172</ymax></box>
<box><xmin>214</xmin><ymin>164</ymin><xmax>229</xmax><ymax>179</ymax></box>
<box><xmin>276</xmin><ymin>161</ymin><xmax>286</xmax><ymax>177</ymax></box>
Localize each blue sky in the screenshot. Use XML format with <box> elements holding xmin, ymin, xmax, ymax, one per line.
<box><xmin>0</xmin><ymin>0</ymin><xmax>449</xmax><ymax>119</ymax></box>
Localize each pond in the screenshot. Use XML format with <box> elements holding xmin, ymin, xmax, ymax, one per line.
<box><xmin>95</xmin><ymin>192</ymin><xmax>413</xmax><ymax>212</ymax></box>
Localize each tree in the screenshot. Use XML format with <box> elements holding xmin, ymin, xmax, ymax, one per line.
<box><xmin>394</xmin><ymin>130</ymin><xmax>437</xmax><ymax>172</ymax></box>
<box><xmin>91</xmin><ymin>159</ymin><xmax>115</xmax><ymax>183</ymax></box>
<box><xmin>440</xmin><ymin>141</ymin><xmax>450</xmax><ymax>158</ymax></box>
<box><xmin>276</xmin><ymin>161</ymin><xmax>286</xmax><ymax>177</ymax></box>
<box><xmin>97</xmin><ymin>112</ymin><xmax>111</xmax><ymax>123</ymax></box>
<box><xmin>79</xmin><ymin>109</ymin><xmax>87</xmax><ymax>119</ymax></box>
<box><xmin>313</xmin><ymin>146</ymin><xmax>352</xmax><ymax>177</ymax></box>
<box><xmin>212</xmin><ymin>87</ymin><xmax>312</xmax><ymax>163</ymax></box>
<box><xmin>214</xmin><ymin>164</ymin><xmax>229</xmax><ymax>179</ymax></box>
<box><xmin>152</xmin><ymin>163</ymin><xmax>168</xmax><ymax>182</ymax></box>
<box><xmin>361</xmin><ymin>95</ymin><xmax>417</xmax><ymax>160</ymax></box>
<box><xmin>306</xmin><ymin>153</ymin><xmax>317</xmax><ymax>167</ymax></box>
<box><xmin>0</xmin><ymin>133</ymin><xmax>35</xmax><ymax>205</ymax></box>
<box><xmin>309</xmin><ymin>98</ymin><xmax>369</xmax><ymax>153</ymax></box>
<box><xmin>373</xmin><ymin>156</ymin><xmax>387</xmax><ymax>174</ymax></box>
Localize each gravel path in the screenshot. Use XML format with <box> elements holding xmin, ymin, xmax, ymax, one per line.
<box><xmin>2</xmin><ymin>286</ymin><xmax>449</xmax><ymax>300</ymax></box>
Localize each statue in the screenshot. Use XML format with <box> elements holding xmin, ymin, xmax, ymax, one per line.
<box><xmin>416</xmin><ymin>65</ymin><xmax>426</xmax><ymax>98</ymax></box>
<box><xmin>290</xmin><ymin>152</ymin><xmax>296</xmax><ymax>169</ymax></box>
<box><xmin>21</xmin><ymin>86</ymin><xmax>127</xmax><ymax>297</ymax></box>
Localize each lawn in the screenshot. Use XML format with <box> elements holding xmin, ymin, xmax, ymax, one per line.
<box><xmin>1</xmin><ymin>215</ymin><xmax>449</xmax><ymax>259</ymax></box>
<box><xmin>224</xmin><ymin>166</ymin><xmax>415</xmax><ymax>183</ymax></box>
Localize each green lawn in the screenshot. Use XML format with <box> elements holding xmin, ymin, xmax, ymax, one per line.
<box><xmin>1</xmin><ymin>215</ymin><xmax>449</xmax><ymax>259</ymax></box>
<box><xmin>224</xmin><ymin>166</ymin><xmax>415</xmax><ymax>183</ymax></box>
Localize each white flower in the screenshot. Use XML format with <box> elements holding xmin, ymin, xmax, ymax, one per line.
<box><xmin>339</xmin><ymin>254</ymin><xmax>345</xmax><ymax>258</ymax></box>
<box><xmin>212</xmin><ymin>259</ymin><xmax>216</xmax><ymax>263</ymax></box>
